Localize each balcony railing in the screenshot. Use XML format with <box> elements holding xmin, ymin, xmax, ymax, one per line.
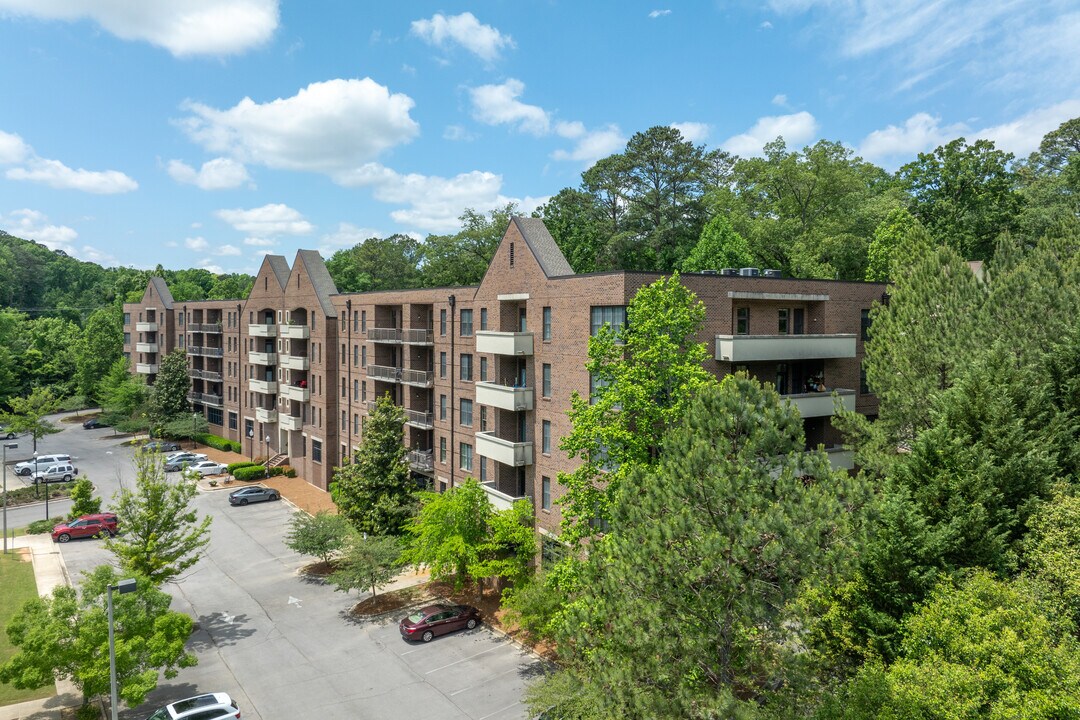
<box><xmin>408</xmin><ymin>449</ymin><xmax>434</xmax><ymax>472</ymax></box>
<box><xmin>475</xmin><ymin>382</ymin><xmax>534</xmax><ymax>411</ymax></box>
<box><xmin>281</xmin><ymin>324</ymin><xmax>310</xmax><ymax>340</ymax></box>
<box><xmin>248</xmin><ymin>323</ymin><xmax>277</xmax><ymax>338</ymax></box>
<box><xmin>367</xmin><ymin>365</ymin><xmax>400</xmax><ymax>382</ymax></box>
<box><xmin>135</xmin><ymin>321</ymin><xmax>157</xmax><ymax>332</ymax></box>
<box><xmin>280</xmin><ymin>414</ymin><xmax>302</xmax><ymax>431</ymax></box>
<box><xmin>280</xmin><ymin>384</ymin><xmax>310</xmax><ymax>402</ymax></box>
<box><xmin>715</xmin><ymin>334</ymin><xmax>857</xmax><ymax>363</ymax></box>
<box><xmin>475</xmin><ymin>431</ymin><xmax>534</xmax><ymax>467</ymax></box>
<box><xmin>189</xmin><ymin>369</ymin><xmax>223</xmax><ymax>382</ymax></box>
<box><xmin>249</xmin><ymin>378</ymin><xmax>277</xmax><ymax>394</ymax></box>
<box><xmin>255</xmin><ymin>407</ymin><xmax>277</xmax><ymax>424</ymax></box>
<box><xmin>786</xmin><ymin>388</ymin><xmax>856</xmax><ymax>418</ymax></box>
<box><xmin>280</xmin><ymin>354</ymin><xmax>309</xmax><ymax>371</ymax></box>
<box><xmin>475</xmin><ymin>331</ymin><xmax>534</xmax><ymax>356</ymax></box>
<box><xmin>187</xmin><ymin>346</ymin><xmax>224</xmax><ymax>358</ymax></box>
<box><xmin>187</xmin><ymin>391</ymin><xmax>223</xmax><ymax>407</ymax></box>
<box><xmin>135</xmin><ymin>363</ymin><xmax>158</xmax><ymax>374</ymax></box>
<box><xmin>370</xmin><ymin>327</ymin><xmax>401</xmax><ymax>343</ymax></box>
<box><xmin>403</xmin><ymin>328</ymin><xmax>434</xmax><ymax>345</ymax></box>
<box><xmin>189</xmin><ymin>322</ymin><xmax>222</xmax><ymax>334</ymax></box>
<box><xmin>481</xmin><ymin>482</ymin><xmax>530</xmax><ymax>512</ymax></box>
<box><xmin>405</xmin><ymin>409</ymin><xmax>433</xmax><ymax>429</ymax></box>
<box><xmin>249</xmin><ymin>351</ymin><xmax>277</xmax><ymax>366</ymax></box>
<box><xmin>401</xmin><ymin>368</ymin><xmax>434</xmax><ymax>387</ymax></box>
<box><xmin>135</xmin><ymin>342</ymin><xmax>158</xmax><ymax>353</ymax></box>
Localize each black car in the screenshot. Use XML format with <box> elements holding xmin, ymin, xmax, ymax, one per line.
<box><xmin>228</xmin><ymin>486</ymin><xmax>281</xmax><ymax>505</ymax></box>
<box><xmin>399</xmin><ymin>604</ymin><xmax>481</xmax><ymax>642</ymax></box>
<box><xmin>142</xmin><ymin>440</ymin><xmax>181</xmax><ymax>453</ymax></box>
<box><xmin>82</xmin><ymin>417</ymin><xmax>108</xmax><ymax>429</ymax></box>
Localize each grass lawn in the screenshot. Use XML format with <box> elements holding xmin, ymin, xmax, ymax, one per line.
<box><xmin>0</xmin><ymin>551</ymin><xmax>54</xmax><ymax>706</ymax></box>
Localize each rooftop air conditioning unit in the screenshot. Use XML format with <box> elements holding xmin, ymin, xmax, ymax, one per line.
<box><xmin>700</xmin><ymin>269</ymin><xmax>719</xmax><ymax>275</ymax></box>
<box><xmin>720</xmin><ymin>268</ymin><xmax>738</xmax><ymax>276</ymax></box>
<box><xmin>739</xmin><ymin>267</ymin><xmax>761</xmax><ymax>277</ymax></box>
<box><xmin>763</xmin><ymin>269</ymin><xmax>783</xmax><ymax>278</ymax></box>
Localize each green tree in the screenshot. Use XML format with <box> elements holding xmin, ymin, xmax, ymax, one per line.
<box><xmin>1</xmin><ymin>386</ymin><xmax>61</xmax><ymax>453</ymax></box>
<box><xmin>865</xmin><ymin>207</ymin><xmax>921</xmax><ymax>282</ymax></box>
<box><xmin>558</xmin><ymin>273</ymin><xmax>716</xmax><ymax>545</ymax></box>
<box><xmin>284</xmin><ymin>510</ymin><xmax>352</xmax><ymax>565</ymax></box>
<box><xmin>0</xmin><ymin>566</ymin><xmax>195</xmax><ymax>711</ymax></box>
<box><xmin>0</xmin><ymin>309</ymin><xmax>30</xmax><ymax>403</ymax></box>
<box><xmin>1023</xmin><ymin>485</ymin><xmax>1080</xmax><ymax>628</ymax></box>
<box><xmin>402</xmin><ymin>479</ymin><xmax>492</xmax><ymax>591</ymax></box>
<box><xmin>98</xmin><ymin>358</ymin><xmax>148</xmax><ymax>426</ymax></box>
<box><xmin>207</xmin><ymin>273</ymin><xmax>254</xmax><ymax>300</ymax></box>
<box><xmin>330</xmin><ymin>393</ymin><xmax>415</xmax><ymax>535</ymax></box>
<box><xmin>538</xmin><ymin>376</ymin><xmax>866</xmax><ymax>718</ymax></box>
<box><xmin>535</xmin><ymin>188</ymin><xmax>607</xmax><ymax>274</ymax></box>
<box><xmin>107</xmin><ymin>451</ymin><xmax>211</xmax><ymax>585</ymax></box>
<box><xmin>147</xmin><ymin>349</ymin><xmax>190</xmax><ymax>423</ymax></box>
<box><xmin>161</xmin><ymin>414</ymin><xmax>209</xmax><ymax>447</ymax></box>
<box><xmin>681</xmin><ymin>214</ymin><xmax>754</xmax><ymax>272</ymax></box>
<box><xmin>470</xmin><ymin>498</ymin><xmax>537</xmax><ymax>590</ymax></box>
<box><xmin>328</xmin><ymin>534</ymin><xmax>405</xmax><ymax>598</ymax></box>
<box><xmin>75</xmin><ymin>306</ymin><xmax>123</xmax><ymax>403</ymax></box>
<box><xmin>325</xmin><ymin>234</ymin><xmax>423</xmax><ymax>292</ymax></box>
<box><xmin>420</xmin><ymin>204</ymin><xmax>516</xmax><ymax>287</ymax></box>
<box><xmin>22</xmin><ymin>316</ymin><xmax>80</xmax><ymax>397</ymax></box>
<box><xmin>67</xmin><ymin>476</ymin><xmax>102</xmax><ymax>519</ymax></box>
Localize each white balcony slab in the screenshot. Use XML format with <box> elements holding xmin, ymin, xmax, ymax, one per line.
<box><xmin>281</xmin><ymin>324</ymin><xmax>310</xmax><ymax>340</ymax></box>
<box><xmin>135</xmin><ymin>342</ymin><xmax>158</xmax><ymax>353</ymax></box>
<box><xmin>715</xmin><ymin>334</ymin><xmax>857</xmax><ymax>363</ymax></box>
<box><xmin>480</xmin><ymin>482</ymin><xmax>530</xmax><ymax>511</ymax></box>
<box><xmin>135</xmin><ymin>322</ymin><xmax>157</xmax><ymax>332</ymax></box>
<box><xmin>475</xmin><ymin>431</ymin><xmax>534</xmax><ymax>467</ymax></box>
<box><xmin>248</xmin><ymin>323</ymin><xmax>277</xmax><ymax>338</ymax></box>
<box><xmin>249</xmin><ymin>379</ymin><xmax>278</xmax><ymax>394</ymax></box>
<box><xmin>255</xmin><ymin>407</ymin><xmax>277</xmax><ymax>424</ymax></box>
<box><xmin>280</xmin><ymin>384</ymin><xmax>310</xmax><ymax>402</ymax></box>
<box><xmin>279</xmin><ymin>414</ymin><xmax>302</xmax><ymax>431</ymax></box>
<box><xmin>249</xmin><ymin>351</ymin><xmax>277</xmax><ymax>366</ymax></box>
<box><xmin>788</xmin><ymin>389</ymin><xmax>856</xmax><ymax>418</ymax></box>
<box><xmin>135</xmin><ymin>363</ymin><xmax>158</xmax><ymax>374</ymax></box>
<box><xmin>280</xmin><ymin>354</ymin><xmax>310</xmax><ymax>371</ymax></box>
<box><xmin>475</xmin><ymin>331</ymin><xmax>534</xmax><ymax>356</ymax></box>
<box><xmin>475</xmin><ymin>382</ymin><xmax>534</xmax><ymax>411</ymax></box>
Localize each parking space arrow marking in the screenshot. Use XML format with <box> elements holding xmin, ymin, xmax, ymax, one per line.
<box><xmin>288</xmin><ymin>596</ymin><xmax>302</xmax><ymax>608</ymax></box>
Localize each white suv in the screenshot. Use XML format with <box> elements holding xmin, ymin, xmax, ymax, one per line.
<box><xmin>144</xmin><ymin>692</ymin><xmax>240</xmax><ymax>720</ymax></box>
<box><xmin>14</xmin><ymin>454</ymin><xmax>71</xmax><ymax>476</ymax></box>
<box><xmin>32</xmin><ymin>463</ymin><xmax>78</xmax><ymax>483</ymax></box>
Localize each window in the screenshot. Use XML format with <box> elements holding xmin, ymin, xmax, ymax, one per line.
<box><xmin>736</xmin><ymin>307</ymin><xmax>750</xmax><ymax>335</ymax></box>
<box><xmin>542</xmin><ymin>420</ymin><xmax>551</xmax><ymax>454</ymax></box>
<box><xmin>440</xmin><ymin>352</ymin><xmax>447</xmax><ymax>378</ymax></box>
<box><xmin>353</xmin><ymin>414</ymin><xmax>359</xmax><ymax>434</ymax></box>
<box><xmin>362</xmin><ymin>310</ymin><xmax>367</xmax><ymax>332</ymax></box>
<box><xmin>340</xmin><ymin>312</ymin><xmax>345</xmax><ymax>331</ymax></box>
<box><xmin>440</xmin><ymin>394</ymin><xmax>447</xmax><ymax>421</ymax></box>
<box><xmin>353</xmin><ymin>379</ymin><xmax>359</xmax><ymax>401</ymax></box>
<box><xmin>778</xmin><ymin>308</ymin><xmax>789</xmax><ymax>335</ymax></box>
<box><xmin>353</xmin><ymin>344</ymin><xmax>358</xmax><ymax>366</ymax></box>
<box><xmin>459</xmin><ymin>443</ymin><xmax>473</xmax><ymax>472</ymax></box>
<box><xmin>542</xmin><ymin>364</ymin><xmax>552</xmax><ymax>397</ymax></box>
<box><xmin>361</xmin><ymin>346</ymin><xmax>367</xmax><ymax>367</ymax></box>
<box><xmin>228</xmin><ymin>412</ymin><xmax>237</xmax><ymax>430</ymax></box>
<box><xmin>590</xmin><ymin>373</ymin><xmax>613</xmax><ymax>405</ymax></box>
<box><xmin>480</xmin><ymin>307</ymin><xmax>488</xmax><ymax>331</ymax></box>
<box><xmin>542</xmin><ymin>476</ymin><xmax>551</xmax><ymax>510</ymax></box>
<box><xmin>861</xmin><ymin>309</ymin><xmax>872</xmax><ymax>342</ymax></box>
<box><xmin>479</xmin><ymin>457</ymin><xmax>487</xmax><ymax>483</ymax></box>
<box><xmin>353</xmin><ymin>310</ymin><xmax>358</xmax><ymax>332</ymax></box>
<box><xmin>123</xmin><ymin>313</ymin><xmax>130</xmax><ymax>325</ymax></box>
<box><xmin>460</xmin><ymin>354</ymin><xmax>473</xmax><ymax>381</ymax></box>
<box><xmin>480</xmin><ymin>406</ymin><xmax>488</xmax><ymax>432</ymax></box>
<box><xmin>460</xmin><ymin>399</ymin><xmax>473</xmax><ymax>427</ymax></box>
<box><xmin>440</xmin><ymin>309</ymin><xmax>447</xmax><ymax>335</ymax></box>
<box><xmin>362</xmin><ymin>381</ymin><xmax>367</xmax><ymax>402</ymax></box>
<box><xmin>341</xmin><ymin>344</ymin><xmax>346</xmax><ymax>363</ymax></box>
<box><xmin>124</xmin><ymin>332</ymin><xmax>130</xmax><ymax>345</ymax></box>
<box><xmin>543</xmin><ymin>307</ymin><xmax>552</xmax><ymax>341</ymax></box>
<box><xmin>460</xmin><ymin>309</ymin><xmax>473</xmax><ymax>336</ymax></box>
<box><xmin>590</xmin><ymin>306</ymin><xmax>626</xmax><ymax>336</ymax></box>
<box><xmin>509</xmin><ymin>242</ymin><xmax>515</xmax><ymax>267</ymax></box>
<box><xmin>207</xmin><ymin>408</ymin><xmax>223</xmax><ymax>426</ymax></box>
<box><xmin>440</xmin><ymin>437</ymin><xmax>447</xmax><ymax>463</ymax></box>
<box><xmin>312</xmin><ymin>440</ymin><xmax>322</xmax><ymax>463</ymax></box>
<box><xmin>480</xmin><ymin>356</ymin><xmax>488</xmax><ymax>382</ymax></box>
<box><xmin>341</xmin><ymin>377</ymin><xmax>346</xmax><ymax>397</ymax></box>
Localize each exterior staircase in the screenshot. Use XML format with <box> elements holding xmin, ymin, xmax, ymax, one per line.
<box><xmin>268</xmin><ymin>453</ymin><xmax>289</xmax><ymax>468</ymax></box>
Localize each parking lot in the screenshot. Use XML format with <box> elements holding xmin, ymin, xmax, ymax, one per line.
<box><xmin>38</xmin><ymin>416</ymin><xmax>545</xmax><ymax>720</ymax></box>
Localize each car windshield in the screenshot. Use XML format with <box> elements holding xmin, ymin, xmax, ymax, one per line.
<box><xmin>407</xmin><ymin>612</ymin><xmax>426</xmax><ymax>623</ymax></box>
<box><xmin>145</xmin><ymin>709</ymin><xmax>169</xmax><ymax>720</ymax></box>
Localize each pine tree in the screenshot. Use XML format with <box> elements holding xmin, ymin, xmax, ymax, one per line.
<box><xmin>148</xmin><ymin>348</ymin><xmax>190</xmax><ymax>423</ymax></box>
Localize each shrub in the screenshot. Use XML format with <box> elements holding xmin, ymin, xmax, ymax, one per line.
<box><xmin>278</xmin><ymin>465</ymin><xmax>297</xmax><ymax>478</ymax></box>
<box><xmin>285</xmin><ymin>511</ymin><xmax>351</xmax><ymax>564</ymax></box>
<box><xmin>26</xmin><ymin>519</ymin><xmax>54</xmax><ymax>534</ymax></box>
<box><xmin>194</xmin><ymin>433</ymin><xmax>242</xmax><ymax>453</ymax></box>
<box><xmin>68</xmin><ymin>477</ymin><xmax>101</xmax><ymax>518</ymax></box>
<box><xmin>226</xmin><ymin>461</ymin><xmax>260</xmax><ymax>474</ymax></box>
<box><xmin>232</xmin><ymin>465</ymin><xmax>269</xmax><ymax>482</ymax></box>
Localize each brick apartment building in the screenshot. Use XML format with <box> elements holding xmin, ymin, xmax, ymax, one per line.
<box><xmin>124</xmin><ymin>217</ymin><xmax>885</xmax><ymax>542</ymax></box>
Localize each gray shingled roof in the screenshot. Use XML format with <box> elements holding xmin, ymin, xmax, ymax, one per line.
<box><xmin>267</xmin><ymin>255</ymin><xmax>291</xmax><ymax>290</ymax></box>
<box><xmin>148</xmin><ymin>276</ymin><xmax>174</xmax><ymax>309</ymax></box>
<box><xmin>296</xmin><ymin>249</ymin><xmax>339</xmax><ymax>317</ymax></box>
<box><xmin>511</xmin><ymin>217</ymin><xmax>574</xmax><ymax>277</ymax></box>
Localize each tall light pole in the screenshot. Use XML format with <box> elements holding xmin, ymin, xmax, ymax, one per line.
<box><xmin>264</xmin><ymin>435</ymin><xmax>271</xmax><ymax>478</ymax></box>
<box><xmin>192</xmin><ymin>412</ymin><xmax>199</xmax><ymax>450</ymax></box>
<box><xmin>247</xmin><ymin>428</ymin><xmax>254</xmax><ymax>461</ymax></box>
<box><xmin>108</xmin><ymin>578</ymin><xmax>137</xmax><ymax>720</ymax></box>
<box><xmin>33</xmin><ymin>451</ymin><xmax>50</xmax><ymax>520</ymax></box>
<box><xmin>3</xmin><ymin>441</ymin><xmax>18</xmax><ymax>554</ymax></box>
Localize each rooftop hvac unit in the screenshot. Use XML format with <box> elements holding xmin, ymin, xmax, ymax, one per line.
<box><xmin>720</xmin><ymin>268</ymin><xmax>738</xmax><ymax>276</ymax></box>
<box><xmin>739</xmin><ymin>267</ymin><xmax>761</xmax><ymax>277</ymax></box>
<box><xmin>763</xmin><ymin>269</ymin><xmax>783</xmax><ymax>278</ymax></box>
<box><xmin>700</xmin><ymin>269</ymin><xmax>719</xmax><ymax>275</ymax></box>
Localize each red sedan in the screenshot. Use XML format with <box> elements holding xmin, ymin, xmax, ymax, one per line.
<box><xmin>399</xmin><ymin>604</ymin><xmax>481</xmax><ymax>643</ymax></box>
<box><xmin>51</xmin><ymin>513</ymin><xmax>119</xmax><ymax>543</ymax></box>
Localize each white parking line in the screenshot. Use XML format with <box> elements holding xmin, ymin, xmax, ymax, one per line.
<box><xmin>477</xmin><ymin>701</ymin><xmax>522</xmax><ymax>720</ymax></box>
<box><xmin>399</xmin><ymin>648</ymin><xmax>422</xmax><ymax>656</ymax></box>
<box><xmin>450</xmin><ymin>662</ymin><xmax>536</xmax><ymax>695</ymax></box>
<box><xmin>424</xmin><ymin>643</ymin><xmax>509</xmax><ymax>674</ymax></box>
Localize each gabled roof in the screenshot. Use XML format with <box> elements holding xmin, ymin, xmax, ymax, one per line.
<box><xmin>511</xmin><ymin>217</ymin><xmax>574</xmax><ymax>278</ymax></box>
<box><xmin>148</xmin><ymin>276</ymin><xmax>174</xmax><ymax>309</ymax></box>
<box><xmin>267</xmin><ymin>256</ymin><xmax>291</xmax><ymax>290</ymax></box>
<box><xmin>296</xmin><ymin>249</ymin><xmax>339</xmax><ymax>317</ymax></box>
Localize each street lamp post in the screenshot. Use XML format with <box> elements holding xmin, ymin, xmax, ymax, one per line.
<box><xmin>3</xmin><ymin>442</ymin><xmax>18</xmax><ymax>554</ymax></box>
<box><xmin>107</xmin><ymin>578</ymin><xmax>137</xmax><ymax>720</ymax></box>
<box><xmin>33</xmin><ymin>451</ymin><xmax>50</xmax><ymax>520</ymax></box>
<box><xmin>192</xmin><ymin>413</ymin><xmax>198</xmax><ymax>450</ymax></box>
<box><xmin>247</xmin><ymin>428</ymin><xmax>254</xmax><ymax>461</ymax></box>
<box><xmin>264</xmin><ymin>435</ymin><xmax>271</xmax><ymax>478</ymax></box>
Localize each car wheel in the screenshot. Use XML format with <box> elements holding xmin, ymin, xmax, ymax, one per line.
<box><xmin>17</xmin><ymin>468</ymin><xmax>29</xmax><ymax>476</ymax></box>
<box><xmin>466</xmin><ymin>618</ymin><xmax>478</xmax><ymax>630</ymax></box>
<box><xmin>270</xmin><ymin>492</ymin><xmax>280</xmax><ymax>501</ymax></box>
<box><xmin>239</xmin><ymin>498</ymin><xmax>249</xmax><ymax>506</ymax></box>
<box><xmin>62</xmin><ymin>474</ymin><xmax>72</xmax><ymax>482</ymax></box>
<box><xmin>5</xmin><ymin>432</ymin><xmax>13</xmax><ymax>439</ymax></box>
<box><xmin>421</xmin><ymin>630</ymin><xmax>434</xmax><ymax>643</ymax></box>
<box><xmin>57</xmin><ymin>533</ymin><xmax>70</xmax><ymax>543</ymax></box>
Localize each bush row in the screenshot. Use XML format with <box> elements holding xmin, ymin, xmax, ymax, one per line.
<box><xmin>195</xmin><ymin>433</ymin><xmax>242</xmax><ymax>453</ymax></box>
<box><xmin>226</xmin><ymin>461</ymin><xmax>261</xmax><ymax>474</ymax></box>
<box><xmin>1</xmin><ymin>481</ymin><xmax>77</xmax><ymax>508</ymax></box>
<box><xmin>231</xmin><ymin>464</ymin><xmax>297</xmax><ymax>481</ymax></box>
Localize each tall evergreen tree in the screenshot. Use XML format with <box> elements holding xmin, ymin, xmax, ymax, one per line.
<box><xmin>147</xmin><ymin>348</ymin><xmax>191</xmax><ymax>423</ymax></box>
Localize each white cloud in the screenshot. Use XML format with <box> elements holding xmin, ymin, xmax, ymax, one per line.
<box><xmin>858</xmin><ymin>112</ymin><xmax>967</xmax><ymax>164</ymax></box>
<box><xmin>469</xmin><ymin>79</ymin><xmax>550</xmax><ymax>135</ymax></box>
<box><xmin>975</xmin><ymin>99</ymin><xmax>1080</xmax><ymax>156</ymax></box>
<box><xmin>167</xmin><ymin>157</ymin><xmax>251</xmax><ymax>190</ymax></box>
<box><xmin>551</xmin><ymin>125</ymin><xmax>627</xmax><ymax>166</ymax></box>
<box><xmin>0</xmin><ymin>208</ymin><xmax>114</xmax><ymax>263</ymax></box>
<box><xmin>215</xmin><ymin>244</ymin><xmax>242</xmax><ymax>256</ymax></box>
<box><xmin>671</xmin><ymin>122</ymin><xmax>710</xmax><ymax>143</ymax></box>
<box><xmin>185</xmin><ymin>236</ymin><xmax>209</xmax><ymax>251</ymax></box>
<box><xmin>410</xmin><ymin>12</ymin><xmax>514</xmax><ymax>62</ymax></box>
<box><xmin>772</xmin><ymin>94</ymin><xmax>788</xmax><ymax>107</ymax></box>
<box><xmin>722</xmin><ymin>111</ymin><xmax>819</xmax><ymax>156</ymax></box>
<box><xmin>0</xmin><ymin>130</ymin><xmax>30</xmax><ymax>164</ymax></box>
<box><xmin>319</xmin><ymin>223</ymin><xmax>384</xmax><ymax>254</ymax></box>
<box><xmin>178</xmin><ymin>78</ymin><xmax>419</xmax><ymax>174</ymax></box>
<box><xmin>443</xmin><ymin>125</ymin><xmax>476</xmax><ymax>142</ymax></box>
<box><xmin>649</xmin><ymin>9</ymin><xmax>671</xmax><ymax>18</ymax></box>
<box><xmin>243</xmin><ymin>237</ymin><xmax>276</xmax><ymax>247</ymax></box>
<box><xmin>196</xmin><ymin>258</ymin><xmax>224</xmax><ymax>274</ymax></box>
<box><xmin>215</xmin><ymin>203</ymin><xmax>314</xmax><ymax>236</ymax></box>
<box><xmin>760</xmin><ymin>20</ymin><xmax>773</xmax><ymax>30</ymax></box>
<box><xmin>6</xmin><ymin>157</ymin><xmax>138</xmax><ymax>193</ymax></box>
<box><xmin>0</xmin><ymin>0</ymin><xmax>279</xmax><ymax>57</ymax></box>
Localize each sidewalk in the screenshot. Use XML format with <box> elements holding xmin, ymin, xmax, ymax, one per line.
<box><xmin>0</xmin><ymin>536</ymin><xmax>82</xmax><ymax>720</ymax></box>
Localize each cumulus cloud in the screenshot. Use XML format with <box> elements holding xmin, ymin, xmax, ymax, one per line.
<box><xmin>772</xmin><ymin>94</ymin><xmax>788</xmax><ymax>107</ymax></box>
<box><xmin>469</xmin><ymin>79</ymin><xmax>550</xmax><ymax>135</ymax></box>
<box><xmin>318</xmin><ymin>222</ymin><xmax>385</xmax><ymax>254</ymax></box>
<box><xmin>671</xmin><ymin>122</ymin><xmax>710</xmax><ymax>143</ymax></box>
<box><xmin>760</xmin><ymin>20</ymin><xmax>773</xmax><ymax>30</ymax></box>
<box><xmin>410</xmin><ymin>12</ymin><xmax>514</xmax><ymax>61</ymax></box>
<box><xmin>185</xmin><ymin>236</ymin><xmax>209</xmax><ymax>251</ymax></box>
<box><xmin>215</xmin><ymin>203</ymin><xmax>314</xmax><ymax>236</ymax></box>
<box><xmin>551</xmin><ymin>125</ymin><xmax>627</xmax><ymax>166</ymax></box>
<box><xmin>858</xmin><ymin>113</ymin><xmax>966</xmax><ymax>164</ymax></box>
<box><xmin>0</xmin><ymin>208</ymin><xmax>114</xmax><ymax>264</ymax></box>
<box><xmin>443</xmin><ymin>125</ymin><xmax>476</xmax><ymax>142</ymax></box>
<box><xmin>0</xmin><ymin>0</ymin><xmax>279</xmax><ymax>57</ymax></box>
<box><xmin>243</xmin><ymin>237</ymin><xmax>276</xmax><ymax>247</ymax></box>
<box><xmin>178</xmin><ymin>78</ymin><xmax>419</xmax><ymax>174</ymax></box>
<box><xmin>722</xmin><ymin>111</ymin><xmax>819</xmax><ymax>156</ymax></box>
<box><xmin>196</xmin><ymin>258</ymin><xmax>224</xmax><ymax>274</ymax></box>
<box><xmin>167</xmin><ymin>157</ymin><xmax>251</xmax><ymax>190</ymax></box>
<box><xmin>0</xmin><ymin>130</ymin><xmax>30</xmax><ymax>164</ymax></box>
<box><xmin>6</xmin><ymin>157</ymin><xmax>138</xmax><ymax>193</ymax></box>
<box><xmin>216</xmin><ymin>244</ymin><xmax>242</xmax><ymax>256</ymax></box>
<box><xmin>649</xmin><ymin>9</ymin><xmax>671</xmax><ymax>18</ymax></box>
<box><xmin>975</xmin><ymin>99</ymin><xmax>1080</xmax><ymax>156</ymax></box>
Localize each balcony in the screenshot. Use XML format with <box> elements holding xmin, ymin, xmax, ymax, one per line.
<box><xmin>475</xmin><ymin>382</ymin><xmax>533</xmax><ymax>412</ymax></box>
<box><xmin>786</xmin><ymin>389</ymin><xmax>856</xmax><ymax>418</ymax></box>
<box><xmin>401</xmin><ymin>368</ymin><xmax>434</xmax><ymax>388</ymax></box>
<box><xmin>248</xmin><ymin>323</ymin><xmax>277</xmax><ymax>338</ymax></box>
<box><xmin>136</xmin><ymin>321</ymin><xmax>157</xmax><ymax>332</ymax></box>
<box><xmin>475</xmin><ymin>431</ymin><xmax>534</xmax><ymax>467</ymax></box>
<box><xmin>135</xmin><ymin>342</ymin><xmax>158</xmax><ymax>353</ymax></box>
<box><xmin>189</xmin><ymin>322</ymin><xmax>222</xmax><ymax>334</ymax></box>
<box><xmin>405</xmin><ymin>409</ymin><xmax>433</xmax><ymax>429</ymax></box>
<box><xmin>279</xmin><ymin>414</ymin><xmax>302</xmax><ymax>431</ymax></box>
<box><xmin>135</xmin><ymin>363</ymin><xmax>158</xmax><ymax>374</ymax></box>
<box><xmin>370</xmin><ymin>327</ymin><xmax>401</xmax><ymax>343</ymax></box>
<box><xmin>715</xmin><ymin>334</ymin><xmax>857</xmax><ymax>363</ymax></box>
<box><xmin>255</xmin><ymin>407</ymin><xmax>277</xmax><ymax>424</ymax></box>
<box><xmin>367</xmin><ymin>365</ymin><xmax>400</xmax><ymax>382</ymax></box>
<box><xmin>281</xmin><ymin>324</ymin><xmax>310</xmax><ymax>340</ymax></box>
<box><xmin>249</xmin><ymin>351</ymin><xmax>277</xmax><ymax>366</ymax></box>
<box><xmin>189</xmin><ymin>369</ymin><xmax>222</xmax><ymax>382</ymax></box>
<box><xmin>475</xmin><ymin>331</ymin><xmax>533</xmax><ymax>356</ymax></box>
<box><xmin>280</xmin><ymin>384</ymin><xmax>310</xmax><ymax>402</ymax></box>
<box><xmin>188</xmin><ymin>346</ymin><xmax>224</xmax><ymax>358</ymax></box>
<box><xmin>403</xmin><ymin>328</ymin><xmax>434</xmax><ymax>345</ymax></box>
<box><xmin>280</xmin><ymin>354</ymin><xmax>310</xmax><ymax>371</ymax></box>
<box><xmin>249</xmin><ymin>378</ymin><xmax>278</xmax><ymax>394</ymax></box>
<box><xmin>481</xmin><ymin>482</ymin><xmax>530</xmax><ymax>512</ymax></box>
<box><xmin>188</xmin><ymin>391</ymin><xmax>223</xmax><ymax>407</ymax></box>
<box><xmin>408</xmin><ymin>449</ymin><xmax>434</xmax><ymax>473</ymax></box>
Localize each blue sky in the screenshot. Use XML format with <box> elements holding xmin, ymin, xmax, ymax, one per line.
<box><xmin>0</xmin><ymin>1</ymin><xmax>1077</xmax><ymax>274</ymax></box>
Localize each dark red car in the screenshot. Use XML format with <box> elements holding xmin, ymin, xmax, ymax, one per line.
<box><xmin>51</xmin><ymin>513</ymin><xmax>119</xmax><ymax>543</ymax></box>
<box><xmin>399</xmin><ymin>604</ymin><xmax>481</xmax><ymax>642</ymax></box>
